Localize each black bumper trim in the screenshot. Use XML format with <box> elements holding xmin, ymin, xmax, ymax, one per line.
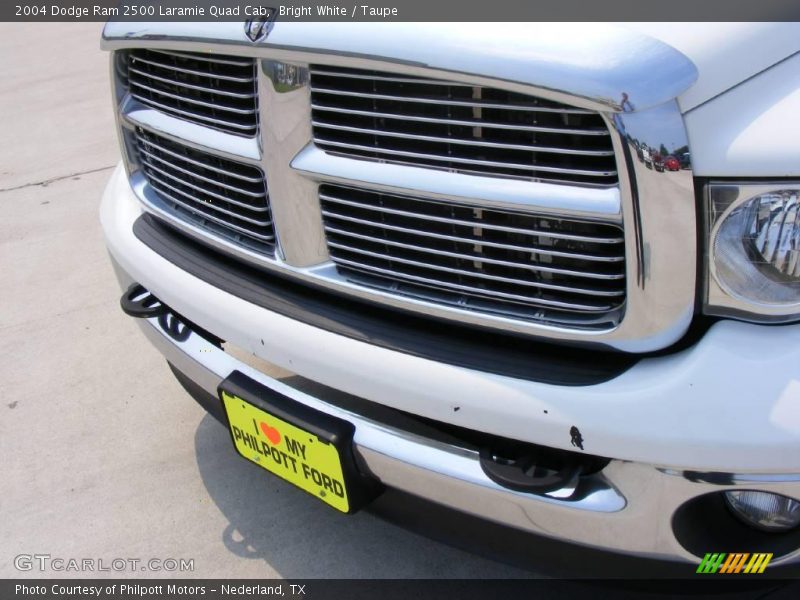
<box><xmin>134</xmin><ymin>214</ymin><xmax>637</xmax><ymax>385</ymax></box>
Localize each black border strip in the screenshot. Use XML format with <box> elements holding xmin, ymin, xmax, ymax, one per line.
<box><xmin>2</xmin><ymin>579</ymin><xmax>799</xmax><ymax>598</ymax></box>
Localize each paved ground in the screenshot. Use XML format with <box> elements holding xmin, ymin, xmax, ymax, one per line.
<box><xmin>0</xmin><ymin>23</ymin><xmax>534</xmax><ymax>579</ymax></box>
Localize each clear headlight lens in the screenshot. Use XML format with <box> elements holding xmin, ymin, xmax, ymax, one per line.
<box><xmin>724</xmin><ymin>490</ymin><xmax>800</xmax><ymax>532</ymax></box>
<box><xmin>707</xmin><ymin>185</ymin><xmax>800</xmax><ymax>321</ymax></box>
<box><xmin>748</xmin><ymin>192</ymin><xmax>800</xmax><ymax>279</ymax></box>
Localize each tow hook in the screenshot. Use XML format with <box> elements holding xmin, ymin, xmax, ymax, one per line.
<box><xmin>120</xmin><ymin>283</ymin><xmax>190</xmax><ymax>342</ymax></box>
<box><xmin>120</xmin><ymin>283</ymin><xmax>167</xmax><ymax>318</ymax></box>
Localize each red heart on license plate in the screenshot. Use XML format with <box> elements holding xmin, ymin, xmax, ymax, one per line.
<box><xmin>260</xmin><ymin>421</ymin><xmax>281</xmax><ymax>445</ymax></box>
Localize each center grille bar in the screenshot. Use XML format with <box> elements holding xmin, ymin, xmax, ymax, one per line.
<box><xmin>320</xmin><ymin>185</ymin><xmax>626</xmax><ymax>328</ymax></box>
<box><xmin>127</xmin><ymin>49</ymin><xmax>259</xmax><ymax>136</ymax></box>
<box><xmin>133</xmin><ymin>128</ymin><xmax>274</xmax><ymax>253</ymax></box>
<box><xmin>310</xmin><ymin>66</ymin><xmax>618</xmax><ymax>187</ymax></box>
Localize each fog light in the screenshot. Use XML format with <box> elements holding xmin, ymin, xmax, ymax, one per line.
<box><xmin>724</xmin><ymin>490</ymin><xmax>800</xmax><ymax>532</ymax></box>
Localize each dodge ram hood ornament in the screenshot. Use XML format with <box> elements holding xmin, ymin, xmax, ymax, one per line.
<box><xmin>245</xmin><ymin>9</ymin><xmax>276</xmax><ymax>42</ymax></box>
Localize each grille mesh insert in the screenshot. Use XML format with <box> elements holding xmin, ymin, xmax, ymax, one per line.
<box><xmin>310</xmin><ymin>66</ymin><xmax>618</xmax><ymax>187</ymax></box>
<box><xmin>127</xmin><ymin>49</ymin><xmax>258</xmax><ymax>136</ymax></box>
<box><xmin>321</xmin><ymin>184</ymin><xmax>626</xmax><ymax>327</ymax></box>
<box><xmin>134</xmin><ymin>128</ymin><xmax>274</xmax><ymax>252</ymax></box>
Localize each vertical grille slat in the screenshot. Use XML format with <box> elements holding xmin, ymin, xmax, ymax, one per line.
<box><xmin>310</xmin><ymin>66</ymin><xmax>618</xmax><ymax>186</ymax></box>
<box><xmin>134</xmin><ymin>129</ymin><xmax>275</xmax><ymax>251</ymax></box>
<box><xmin>321</xmin><ymin>185</ymin><xmax>626</xmax><ymax>327</ymax></box>
<box><xmin>127</xmin><ymin>49</ymin><xmax>259</xmax><ymax>136</ymax></box>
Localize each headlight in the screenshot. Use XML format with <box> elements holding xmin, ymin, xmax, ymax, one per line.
<box><xmin>706</xmin><ymin>184</ymin><xmax>800</xmax><ymax>321</ymax></box>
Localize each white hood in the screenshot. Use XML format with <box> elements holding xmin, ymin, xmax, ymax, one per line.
<box><xmin>623</xmin><ymin>23</ymin><xmax>800</xmax><ymax>112</ymax></box>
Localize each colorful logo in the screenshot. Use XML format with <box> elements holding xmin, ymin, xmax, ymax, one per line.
<box><xmin>696</xmin><ymin>553</ymin><xmax>773</xmax><ymax>574</ymax></box>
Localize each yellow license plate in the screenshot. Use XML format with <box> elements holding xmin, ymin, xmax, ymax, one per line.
<box><xmin>221</xmin><ymin>389</ymin><xmax>350</xmax><ymax>513</ymax></box>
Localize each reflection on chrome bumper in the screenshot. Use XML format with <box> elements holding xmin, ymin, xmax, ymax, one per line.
<box><xmin>135</xmin><ymin>308</ymin><xmax>799</xmax><ymax>565</ymax></box>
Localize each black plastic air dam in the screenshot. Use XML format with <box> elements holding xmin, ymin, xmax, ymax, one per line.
<box><xmin>133</xmin><ymin>213</ymin><xmax>638</xmax><ymax>385</ymax></box>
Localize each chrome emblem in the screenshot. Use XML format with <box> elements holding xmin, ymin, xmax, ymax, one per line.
<box><xmin>244</xmin><ymin>10</ymin><xmax>275</xmax><ymax>43</ymax></box>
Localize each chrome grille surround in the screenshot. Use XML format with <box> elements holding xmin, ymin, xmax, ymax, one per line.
<box><xmin>104</xmin><ymin>23</ymin><xmax>698</xmax><ymax>352</ymax></box>
<box><xmin>310</xmin><ymin>66</ymin><xmax>618</xmax><ymax>187</ymax></box>
<box><xmin>126</xmin><ymin>49</ymin><xmax>259</xmax><ymax>136</ymax></box>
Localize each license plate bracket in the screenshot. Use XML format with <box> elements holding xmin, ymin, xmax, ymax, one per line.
<box><xmin>218</xmin><ymin>370</ymin><xmax>381</xmax><ymax>513</ymax></box>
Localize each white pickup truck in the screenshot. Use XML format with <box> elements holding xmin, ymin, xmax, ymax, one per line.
<box><xmin>100</xmin><ymin>21</ymin><xmax>800</xmax><ymax>566</ymax></box>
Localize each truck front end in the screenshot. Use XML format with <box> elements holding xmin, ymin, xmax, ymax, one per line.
<box><xmin>100</xmin><ymin>22</ymin><xmax>800</xmax><ymax>566</ymax></box>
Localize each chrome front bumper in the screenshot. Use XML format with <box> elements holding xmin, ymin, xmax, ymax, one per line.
<box><xmin>131</xmin><ymin>300</ymin><xmax>800</xmax><ymax>565</ymax></box>
<box><xmin>103</xmin><ymin>164</ymin><xmax>800</xmax><ymax>564</ymax></box>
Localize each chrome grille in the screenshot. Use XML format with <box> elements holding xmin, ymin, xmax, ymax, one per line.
<box><xmin>127</xmin><ymin>49</ymin><xmax>258</xmax><ymax>136</ymax></box>
<box><xmin>107</xmin><ymin>25</ymin><xmax>702</xmax><ymax>351</ymax></box>
<box><xmin>310</xmin><ymin>66</ymin><xmax>618</xmax><ymax>187</ymax></box>
<box><xmin>321</xmin><ymin>185</ymin><xmax>626</xmax><ymax>327</ymax></box>
<box><xmin>134</xmin><ymin>128</ymin><xmax>274</xmax><ymax>252</ymax></box>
